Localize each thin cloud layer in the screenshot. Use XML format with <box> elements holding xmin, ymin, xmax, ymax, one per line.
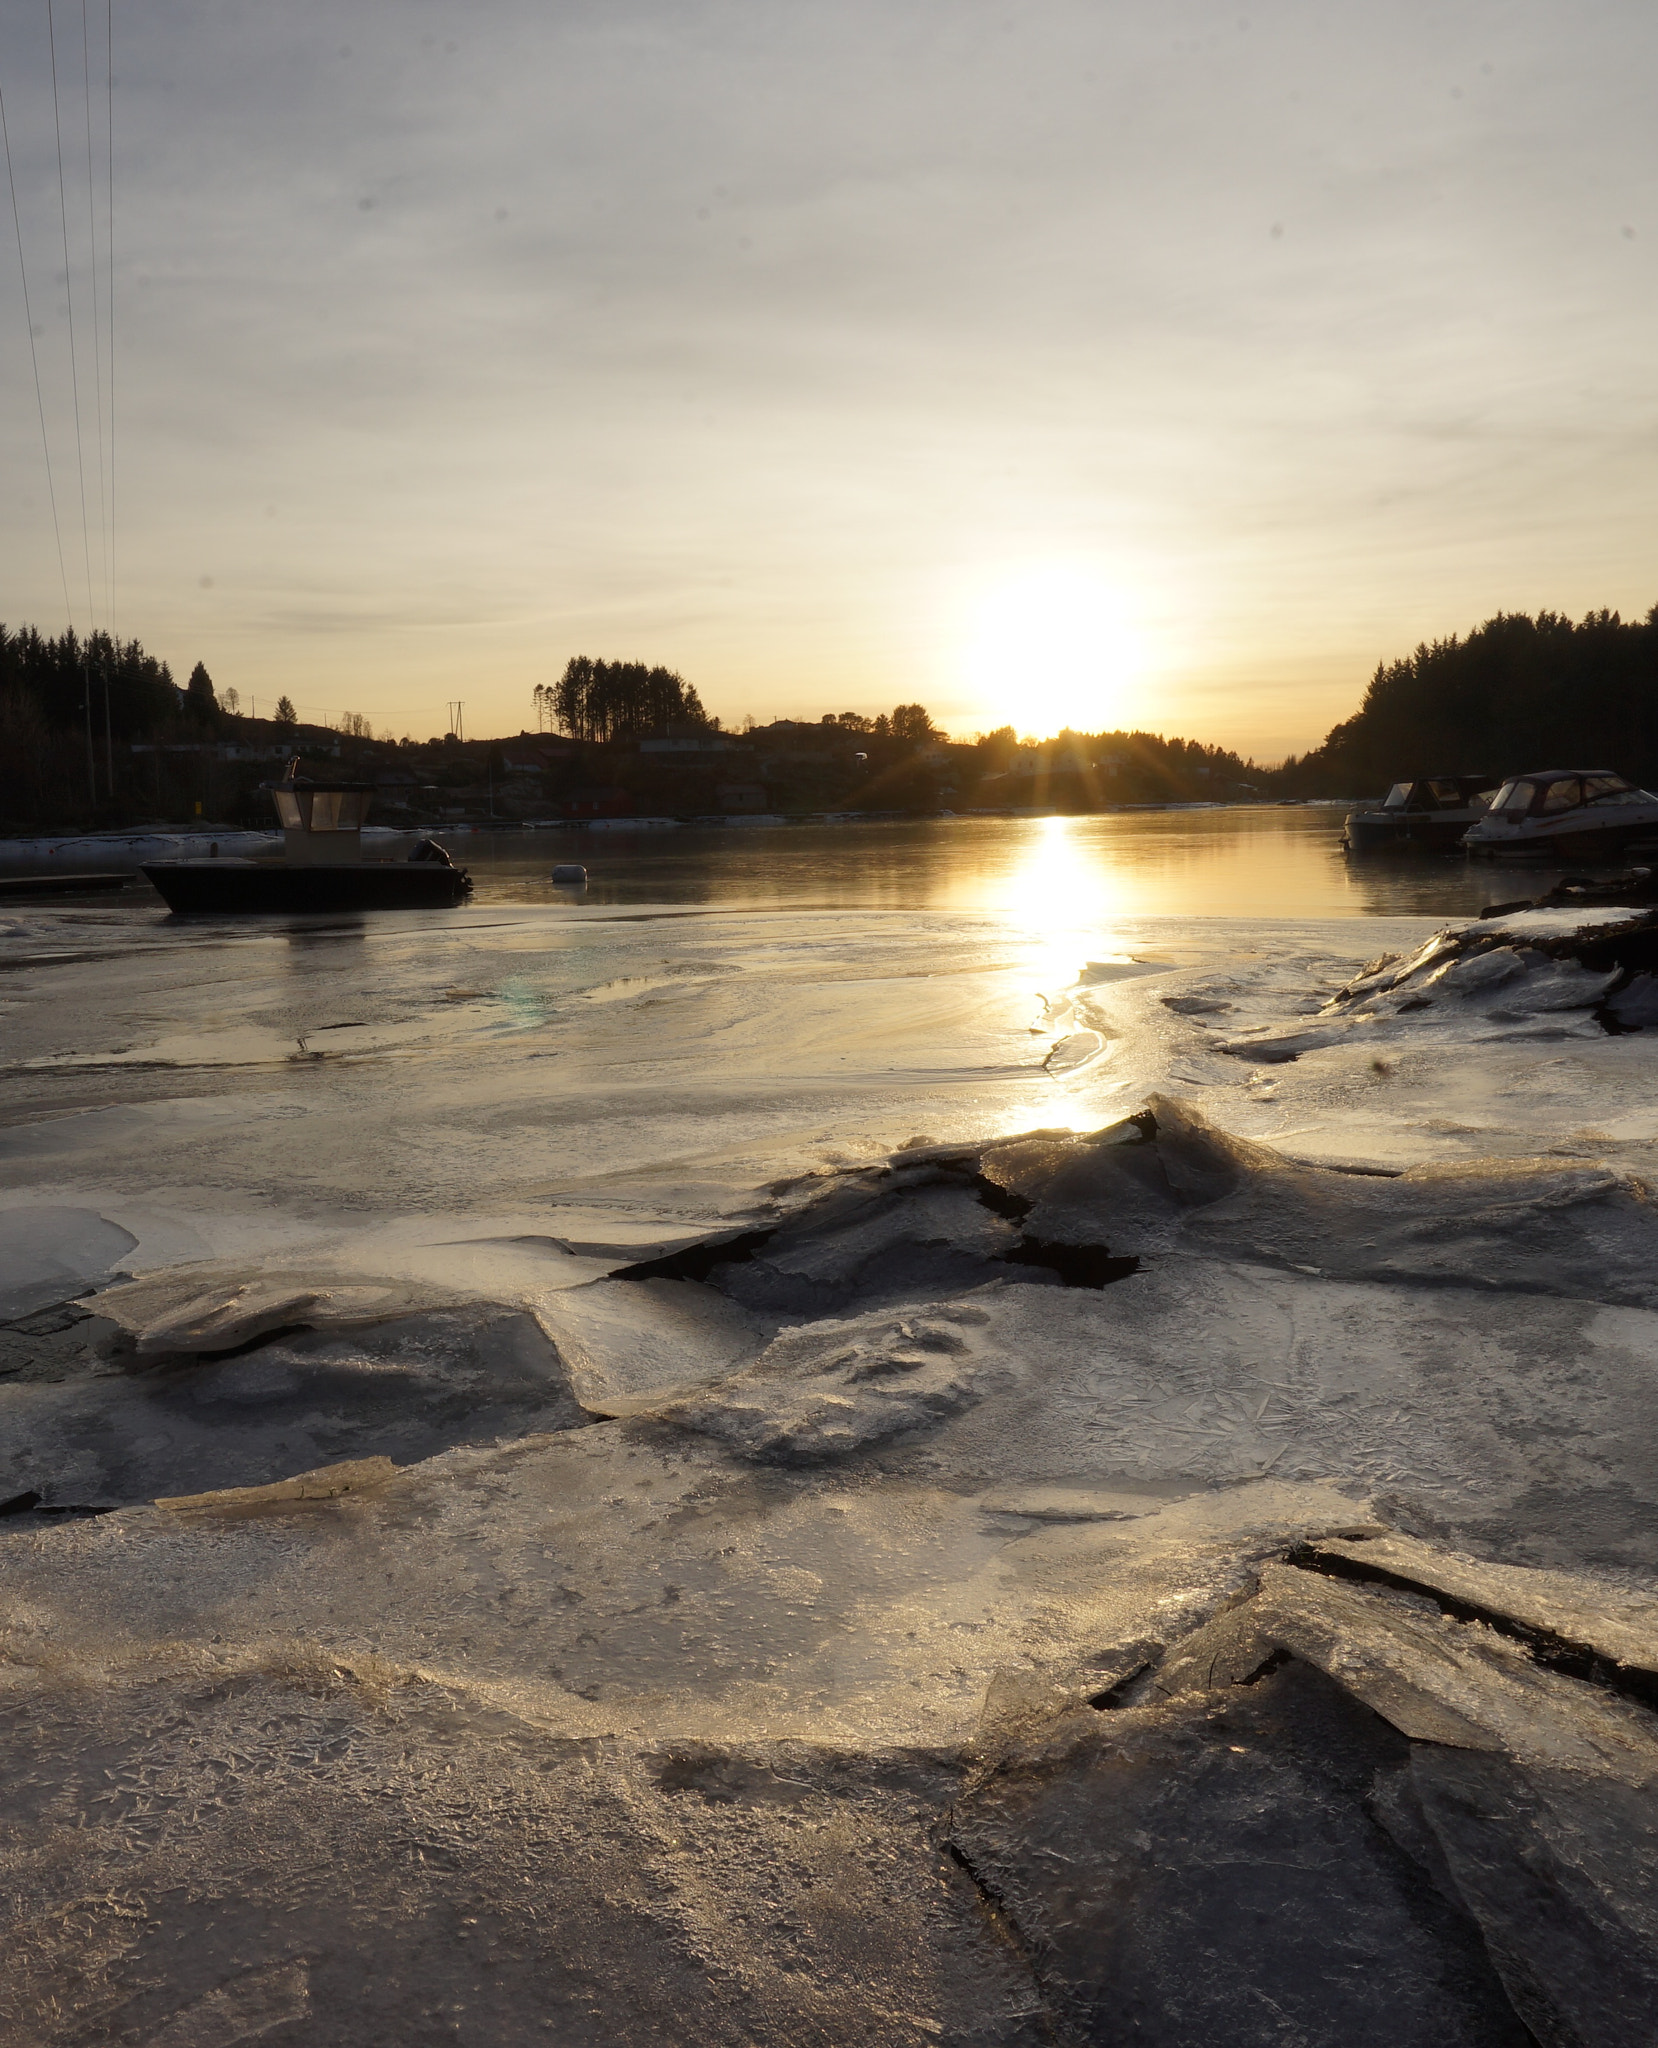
<box><xmin>2</xmin><ymin>0</ymin><xmax>1654</xmax><ymax>750</ymax></box>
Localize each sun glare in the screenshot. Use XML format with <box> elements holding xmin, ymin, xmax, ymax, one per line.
<box><xmin>961</xmin><ymin>564</ymin><xmax>1143</xmax><ymax>738</ymax></box>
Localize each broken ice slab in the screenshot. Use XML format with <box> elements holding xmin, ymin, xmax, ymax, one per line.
<box><xmin>156</xmin><ymin>1454</ymin><xmax>400</xmax><ymax>1513</ymax></box>
<box><xmin>534</xmin><ymin>1275</ymin><xmax>769</xmax><ymax>1407</ymax></box>
<box><xmin>1316</xmin><ymin>909</ymin><xmax>1657</xmax><ymax>1021</ymax></box>
<box><xmin>1600</xmin><ymin>971</ymin><xmax>1658</xmax><ymax>1031</ymax></box>
<box><xmin>975</xmin><ymin>1481</ymin><xmax>1188</xmax><ymax>1522</ymax></box>
<box><xmin>1043</xmin><ymin>1029</ymin><xmax>1106</xmax><ymax>1075</ymax></box>
<box><xmin>963</xmin><ymin>1532</ymin><xmax>1658</xmax><ymax>2040</ymax></box>
<box><xmin>2</xmin><ymin>1305</ymin><xmax>593</xmax><ymax>1507</ymax></box>
<box><xmin>1076</xmin><ymin>956</ymin><xmax>1176</xmax><ymax>984</ymax></box>
<box><xmin>1251</xmin><ymin>1563</ymin><xmax>1658</xmax><ymax>1783</ymax></box>
<box><xmin>986</xmin><ymin>1092</ymin><xmax>1658</xmax><ymax>1306</ymax></box>
<box><xmin>0</xmin><ymin>1204</ymin><xmax>138</xmax><ymax>1319</ymax></box>
<box><xmin>1217</xmin><ymin>1020</ymin><xmax>1359</xmax><ymax>1064</ymax></box>
<box><xmin>1400</xmin><ymin>1747</ymin><xmax>1658</xmax><ymax>2046</ymax></box>
<box><xmin>1304</xmin><ymin>1531</ymin><xmax>1658</xmax><ymax>1696</ymax></box>
<box><xmin>707</xmin><ymin>1172</ymin><xmax>1025</xmax><ymax>1318</ymax></box>
<box><xmin>952</xmin><ymin>1657</ymin><xmax>1537</xmax><ymax>2048</ymax></box>
<box><xmin>94</xmin><ymin>1267</ymin><xmax>426</xmax><ymax>1356</ymax></box>
<box><xmin>87</xmin><ymin>1224</ymin><xmax>639</xmax><ymax>1358</ymax></box>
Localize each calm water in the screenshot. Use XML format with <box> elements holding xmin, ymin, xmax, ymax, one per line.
<box><xmin>453</xmin><ymin>808</ymin><xmax>1546</xmax><ymax>920</ymax></box>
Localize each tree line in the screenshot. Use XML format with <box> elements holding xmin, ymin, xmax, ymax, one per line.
<box><xmin>816</xmin><ymin>705</ymin><xmax>942</xmax><ymax>742</ymax></box>
<box><xmin>0</xmin><ymin>623</ymin><xmax>186</xmax><ymax>740</ymax></box>
<box><xmin>969</xmin><ymin>724</ymin><xmax>1261</xmax><ymax>804</ymax></box>
<box><xmin>535</xmin><ymin>658</ymin><xmax>712</xmax><ymax>743</ymax></box>
<box><xmin>1276</xmin><ymin>606</ymin><xmax>1658</xmax><ymax>796</ymax></box>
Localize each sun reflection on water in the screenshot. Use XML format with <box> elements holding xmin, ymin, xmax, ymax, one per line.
<box><xmin>992</xmin><ymin>814</ymin><xmax>1129</xmax><ymax>987</ymax></box>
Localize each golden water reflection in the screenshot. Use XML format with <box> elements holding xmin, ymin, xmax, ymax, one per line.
<box><xmin>461</xmin><ymin>808</ymin><xmax>1527</xmax><ymax>923</ymax></box>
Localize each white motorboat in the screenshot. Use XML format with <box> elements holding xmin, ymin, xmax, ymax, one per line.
<box><xmin>1462</xmin><ymin>768</ymin><xmax>1658</xmax><ymax>860</ymax></box>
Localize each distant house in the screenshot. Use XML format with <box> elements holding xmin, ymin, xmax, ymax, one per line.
<box><xmin>130</xmin><ymin>741</ymin><xmax>293</xmax><ymax>762</ymax></box>
<box><xmin>639</xmin><ymin>733</ymin><xmax>740</xmax><ymax>755</ymax></box>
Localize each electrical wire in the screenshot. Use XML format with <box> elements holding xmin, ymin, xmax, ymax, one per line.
<box><xmin>1</xmin><ymin>72</ymin><xmax>76</xmax><ymax>630</ymax></box>
<box><xmin>105</xmin><ymin>0</ymin><xmax>114</xmax><ymax>647</ymax></box>
<box><xmin>81</xmin><ymin>0</ymin><xmax>109</xmax><ymax>633</ymax></box>
<box><xmin>48</xmin><ymin>0</ymin><xmax>97</xmax><ymax>635</ymax></box>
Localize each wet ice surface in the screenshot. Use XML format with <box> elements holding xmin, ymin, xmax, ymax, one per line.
<box><xmin>5</xmin><ymin>880</ymin><xmax>1658</xmax><ymax>2044</ymax></box>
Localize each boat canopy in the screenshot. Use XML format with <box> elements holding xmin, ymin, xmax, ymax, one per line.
<box><xmin>1379</xmin><ymin>776</ymin><xmax>1493</xmax><ymax>812</ymax></box>
<box><xmin>1487</xmin><ymin>771</ymin><xmax>1647</xmax><ymax>817</ymax></box>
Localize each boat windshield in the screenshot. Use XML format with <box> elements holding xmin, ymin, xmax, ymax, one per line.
<box><xmin>1382</xmin><ymin>782</ymin><xmax>1413</xmax><ymax>809</ymax></box>
<box><xmin>1490</xmin><ymin>780</ymin><xmax>1534</xmax><ymax>815</ymax></box>
<box><xmin>307</xmin><ymin>790</ymin><xmax>370</xmax><ymax>831</ymax></box>
<box><xmin>1583</xmin><ymin>774</ymin><xmax>1642</xmax><ymax>804</ymax></box>
<box><xmin>1423</xmin><ymin>779</ymin><xmax>1466</xmax><ymax>808</ymax></box>
<box><xmin>1540</xmin><ymin>778</ymin><xmax>1584</xmax><ymax>814</ymax></box>
<box><xmin>271</xmin><ymin>787</ymin><xmax>371</xmax><ymax>831</ymax></box>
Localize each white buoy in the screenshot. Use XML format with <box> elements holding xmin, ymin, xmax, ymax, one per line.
<box><xmin>551</xmin><ymin>863</ymin><xmax>588</xmax><ymax>885</ymax></box>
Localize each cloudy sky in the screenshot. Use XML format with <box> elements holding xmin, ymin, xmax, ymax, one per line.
<box><xmin>2</xmin><ymin>0</ymin><xmax>1654</xmax><ymax>753</ymax></box>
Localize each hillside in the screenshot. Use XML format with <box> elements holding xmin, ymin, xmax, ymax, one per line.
<box><xmin>1276</xmin><ymin>607</ymin><xmax>1658</xmax><ymax>797</ymax></box>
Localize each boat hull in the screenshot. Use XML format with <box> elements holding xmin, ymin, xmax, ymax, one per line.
<box><xmin>1465</xmin><ymin>819</ymin><xmax>1658</xmax><ymax>861</ymax></box>
<box><xmin>1344</xmin><ymin>812</ymin><xmax>1478</xmax><ymax>854</ymax></box>
<box><xmin>141</xmin><ymin>860</ymin><xmax>471</xmax><ymax>912</ymax></box>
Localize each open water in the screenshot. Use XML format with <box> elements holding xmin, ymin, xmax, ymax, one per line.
<box><xmin>0</xmin><ymin>805</ymin><xmax>1572</xmax><ymax>919</ymax></box>
<box><xmin>439</xmin><ymin>808</ymin><xmax>1530</xmax><ymax>918</ymax></box>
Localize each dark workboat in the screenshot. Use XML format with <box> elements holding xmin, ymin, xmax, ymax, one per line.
<box><xmin>1343</xmin><ymin>775</ymin><xmax>1496</xmax><ymax>854</ymax></box>
<box><xmin>142</xmin><ymin>762</ymin><xmax>472</xmax><ymax>912</ymax></box>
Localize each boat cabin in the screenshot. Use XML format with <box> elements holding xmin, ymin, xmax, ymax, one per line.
<box><xmin>1485</xmin><ymin>770</ymin><xmax>1649</xmax><ymax>822</ymax></box>
<box><xmin>1379</xmin><ymin>775</ymin><xmax>1494</xmax><ymax>813</ymax></box>
<box><xmin>267</xmin><ymin>759</ymin><xmax>375</xmax><ymax>865</ymax></box>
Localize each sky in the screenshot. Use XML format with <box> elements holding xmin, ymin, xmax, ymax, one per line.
<box><xmin>1</xmin><ymin>0</ymin><xmax>1655</xmax><ymax>757</ymax></box>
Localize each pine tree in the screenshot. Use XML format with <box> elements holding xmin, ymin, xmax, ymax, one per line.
<box><xmin>184</xmin><ymin>662</ymin><xmax>218</xmax><ymax>723</ymax></box>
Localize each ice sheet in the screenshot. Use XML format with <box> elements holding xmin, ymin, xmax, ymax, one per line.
<box><xmin>6</xmin><ymin>894</ymin><xmax>1658</xmax><ymax>2042</ymax></box>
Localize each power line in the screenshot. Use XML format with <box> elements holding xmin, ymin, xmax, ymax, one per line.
<box><xmin>48</xmin><ymin>0</ymin><xmax>97</xmax><ymax>635</ymax></box>
<box><xmin>1</xmin><ymin>71</ymin><xmax>76</xmax><ymax>629</ymax></box>
<box><xmin>80</xmin><ymin>0</ymin><xmax>109</xmax><ymax>631</ymax></box>
<box><xmin>105</xmin><ymin>0</ymin><xmax>114</xmax><ymax>645</ymax></box>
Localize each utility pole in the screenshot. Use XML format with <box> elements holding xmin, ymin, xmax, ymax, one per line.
<box><xmin>448</xmin><ymin>700</ymin><xmax>464</xmax><ymax>744</ymax></box>
<box><xmin>83</xmin><ymin>656</ymin><xmax>96</xmax><ymax>805</ymax></box>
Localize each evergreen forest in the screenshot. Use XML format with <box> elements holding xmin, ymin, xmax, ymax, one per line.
<box><xmin>1277</xmin><ymin>607</ymin><xmax>1658</xmax><ymax>796</ymax></box>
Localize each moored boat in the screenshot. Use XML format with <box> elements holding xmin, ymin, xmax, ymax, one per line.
<box><xmin>141</xmin><ymin>762</ymin><xmax>473</xmax><ymax>912</ymax></box>
<box><xmin>1462</xmin><ymin>768</ymin><xmax>1658</xmax><ymax>860</ymax></box>
<box><xmin>1343</xmin><ymin>775</ymin><xmax>1495</xmax><ymax>854</ymax></box>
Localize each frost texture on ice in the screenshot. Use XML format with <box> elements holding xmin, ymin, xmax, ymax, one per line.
<box><xmin>9</xmin><ymin>901</ymin><xmax>1658</xmax><ymax>2042</ymax></box>
<box><xmin>648</xmin><ymin>1301</ymin><xmax>995</xmax><ymax>1463</ymax></box>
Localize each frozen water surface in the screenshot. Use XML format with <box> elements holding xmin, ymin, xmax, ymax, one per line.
<box><xmin>4</xmin><ymin>816</ymin><xmax>1658</xmax><ymax>2044</ymax></box>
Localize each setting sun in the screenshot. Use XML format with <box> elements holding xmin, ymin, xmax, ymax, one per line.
<box><xmin>960</xmin><ymin>565</ymin><xmax>1145</xmax><ymax>738</ymax></box>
